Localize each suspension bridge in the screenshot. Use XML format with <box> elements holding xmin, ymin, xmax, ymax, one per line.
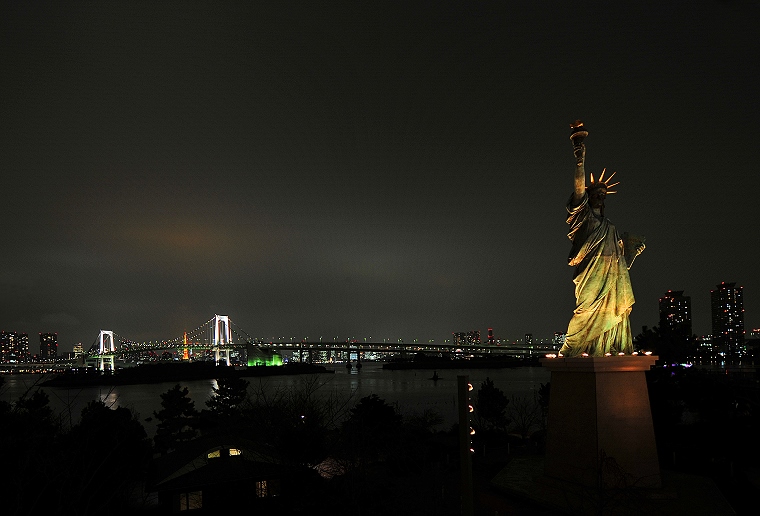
<box><xmin>86</xmin><ymin>314</ymin><xmax>251</xmax><ymax>370</ymax></box>
<box><xmin>82</xmin><ymin>314</ymin><xmax>554</xmax><ymax>371</ymax></box>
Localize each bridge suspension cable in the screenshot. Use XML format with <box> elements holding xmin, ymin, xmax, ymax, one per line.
<box><xmin>230</xmin><ymin>320</ymin><xmax>254</xmax><ymax>343</ymax></box>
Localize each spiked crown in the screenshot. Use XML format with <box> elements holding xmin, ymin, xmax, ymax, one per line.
<box><xmin>587</xmin><ymin>168</ymin><xmax>619</xmax><ymax>194</ymax></box>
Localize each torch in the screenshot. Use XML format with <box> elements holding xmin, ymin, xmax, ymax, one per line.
<box><xmin>569</xmin><ymin>120</ymin><xmax>588</xmax><ymax>166</ymax></box>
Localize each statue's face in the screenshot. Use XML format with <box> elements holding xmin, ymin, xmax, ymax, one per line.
<box><xmin>588</xmin><ymin>187</ymin><xmax>606</xmax><ymax>209</ymax></box>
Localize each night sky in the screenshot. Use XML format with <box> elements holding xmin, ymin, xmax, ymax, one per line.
<box><xmin>2</xmin><ymin>1</ymin><xmax>758</xmax><ymax>352</ymax></box>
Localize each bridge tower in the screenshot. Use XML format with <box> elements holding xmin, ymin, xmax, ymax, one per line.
<box><xmin>96</xmin><ymin>330</ymin><xmax>116</xmax><ymax>372</ymax></box>
<box><xmin>212</xmin><ymin>314</ymin><xmax>232</xmax><ymax>366</ymax></box>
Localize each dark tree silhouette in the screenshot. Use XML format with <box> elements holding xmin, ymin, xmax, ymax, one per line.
<box><xmin>340</xmin><ymin>394</ymin><xmax>403</xmax><ymax>464</ymax></box>
<box><xmin>635</xmin><ymin>324</ymin><xmax>697</xmax><ymax>365</ymax></box>
<box><xmin>507</xmin><ymin>394</ymin><xmax>542</xmax><ymax>439</ymax></box>
<box><xmin>0</xmin><ymin>387</ymin><xmax>61</xmax><ymax>514</ymax></box>
<box><xmin>244</xmin><ymin>375</ymin><xmax>349</xmax><ymax>467</ymax></box>
<box><xmin>346</xmin><ymin>394</ymin><xmax>402</xmax><ymax>428</ymax></box>
<box><xmin>153</xmin><ymin>384</ymin><xmax>199</xmax><ymax>454</ymax></box>
<box><xmin>59</xmin><ymin>399</ymin><xmax>153</xmax><ymax>514</ymax></box>
<box><xmin>205</xmin><ymin>376</ymin><xmax>250</xmax><ymax>418</ymax></box>
<box><xmin>473</xmin><ymin>377</ymin><xmax>510</xmax><ymax>431</ymax></box>
<box><xmin>328</xmin><ymin>395</ymin><xmax>458</xmax><ymax>516</ymax></box>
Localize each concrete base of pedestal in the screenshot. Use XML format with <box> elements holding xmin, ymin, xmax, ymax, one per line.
<box><xmin>541</xmin><ymin>355</ymin><xmax>661</xmax><ymax>489</ymax></box>
<box><xmin>489</xmin><ymin>457</ymin><xmax>736</xmax><ymax>515</ymax></box>
<box><xmin>485</xmin><ymin>356</ymin><xmax>736</xmax><ymax>514</ymax></box>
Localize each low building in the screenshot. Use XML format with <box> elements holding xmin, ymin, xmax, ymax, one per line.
<box><xmin>148</xmin><ymin>436</ymin><xmax>319</xmax><ymax>513</ymax></box>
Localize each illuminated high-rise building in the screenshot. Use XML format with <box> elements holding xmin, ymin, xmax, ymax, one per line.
<box><xmin>1</xmin><ymin>331</ymin><xmax>17</xmax><ymax>363</ymax></box>
<box><xmin>659</xmin><ymin>290</ymin><xmax>692</xmax><ymax>336</ymax></box>
<box><xmin>17</xmin><ymin>333</ymin><xmax>30</xmax><ymax>363</ymax></box>
<box><xmin>453</xmin><ymin>331</ymin><xmax>481</xmax><ymax>346</ymax></box>
<box><xmin>710</xmin><ymin>282</ymin><xmax>745</xmax><ymax>356</ymax></box>
<box><xmin>0</xmin><ymin>331</ymin><xmax>30</xmax><ymax>363</ymax></box>
<box><xmin>696</xmin><ymin>334</ymin><xmax>713</xmax><ymax>353</ymax></box>
<box><xmin>487</xmin><ymin>328</ymin><xmax>494</xmax><ymax>345</ymax></box>
<box><xmin>39</xmin><ymin>332</ymin><xmax>58</xmax><ymax>361</ymax></box>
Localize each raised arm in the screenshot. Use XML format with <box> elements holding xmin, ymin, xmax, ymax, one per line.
<box><xmin>572</xmin><ymin>143</ymin><xmax>586</xmax><ymax>204</ymax></box>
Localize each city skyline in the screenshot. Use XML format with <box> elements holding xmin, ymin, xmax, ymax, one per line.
<box><xmin>2</xmin><ymin>2</ymin><xmax>758</xmax><ymax>352</ymax></box>
<box><xmin>2</xmin><ymin>282</ymin><xmax>753</xmax><ymax>354</ymax></box>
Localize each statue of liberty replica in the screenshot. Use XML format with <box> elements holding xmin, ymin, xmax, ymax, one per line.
<box><xmin>528</xmin><ymin>122</ymin><xmax>663</xmax><ymax>496</ymax></box>
<box><xmin>560</xmin><ymin>121</ymin><xmax>645</xmax><ymax>357</ymax></box>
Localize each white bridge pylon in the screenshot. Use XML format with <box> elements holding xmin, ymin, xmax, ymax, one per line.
<box><xmin>96</xmin><ymin>330</ymin><xmax>116</xmax><ymax>372</ymax></box>
<box><xmin>212</xmin><ymin>314</ymin><xmax>232</xmax><ymax>366</ymax></box>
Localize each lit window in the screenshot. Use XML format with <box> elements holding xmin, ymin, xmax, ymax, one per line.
<box><xmin>207</xmin><ymin>450</ymin><xmax>221</xmax><ymax>459</ymax></box>
<box><xmin>229</xmin><ymin>448</ymin><xmax>241</xmax><ymax>456</ymax></box>
<box><xmin>180</xmin><ymin>491</ymin><xmax>202</xmax><ymax>510</ymax></box>
<box><xmin>256</xmin><ymin>480</ymin><xmax>268</xmax><ymax>498</ymax></box>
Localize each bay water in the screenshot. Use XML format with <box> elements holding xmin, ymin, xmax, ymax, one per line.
<box><xmin>1</xmin><ymin>362</ymin><xmax>550</xmax><ymax>437</ymax></box>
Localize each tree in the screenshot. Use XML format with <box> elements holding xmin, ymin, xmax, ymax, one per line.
<box><xmin>0</xmin><ymin>387</ymin><xmax>61</xmax><ymax>514</ymax></box>
<box><xmin>60</xmin><ymin>400</ymin><xmax>152</xmax><ymax>514</ymax></box>
<box><xmin>473</xmin><ymin>377</ymin><xmax>510</xmax><ymax>431</ymax></box>
<box><xmin>244</xmin><ymin>375</ymin><xmax>352</xmax><ymax>467</ymax></box>
<box><xmin>205</xmin><ymin>376</ymin><xmax>250</xmax><ymax>419</ymax></box>
<box><xmin>346</xmin><ymin>394</ymin><xmax>402</xmax><ymax>429</ymax></box>
<box><xmin>403</xmin><ymin>408</ymin><xmax>444</xmax><ymax>434</ymax></box>
<box><xmin>153</xmin><ymin>384</ymin><xmax>199</xmax><ymax>454</ymax></box>
<box><xmin>340</xmin><ymin>394</ymin><xmax>403</xmax><ymax>464</ymax></box>
<box><xmin>507</xmin><ymin>394</ymin><xmax>543</xmax><ymax>439</ymax></box>
<box><xmin>635</xmin><ymin>324</ymin><xmax>696</xmax><ymax>365</ymax></box>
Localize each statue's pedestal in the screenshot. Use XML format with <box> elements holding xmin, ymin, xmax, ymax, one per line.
<box><xmin>541</xmin><ymin>355</ymin><xmax>661</xmax><ymax>489</ymax></box>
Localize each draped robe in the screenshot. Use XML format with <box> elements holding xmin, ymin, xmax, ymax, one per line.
<box><xmin>560</xmin><ymin>193</ymin><xmax>635</xmax><ymax>357</ymax></box>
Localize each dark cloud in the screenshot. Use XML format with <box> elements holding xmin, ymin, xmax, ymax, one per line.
<box><xmin>2</xmin><ymin>1</ymin><xmax>759</xmax><ymax>350</ymax></box>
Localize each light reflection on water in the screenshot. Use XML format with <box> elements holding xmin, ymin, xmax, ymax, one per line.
<box><xmin>1</xmin><ymin>362</ymin><xmax>549</xmax><ymax>437</ymax></box>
